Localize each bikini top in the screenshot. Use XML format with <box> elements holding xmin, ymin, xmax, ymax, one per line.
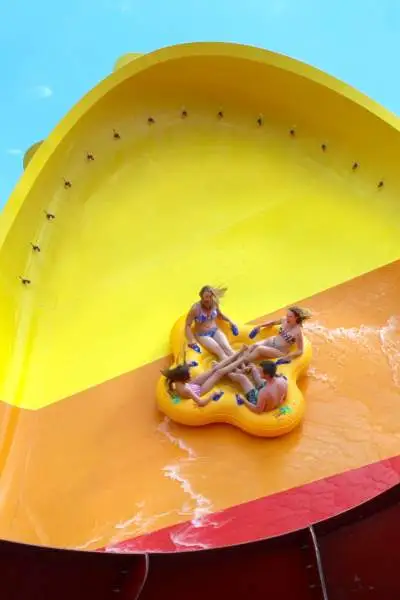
<box><xmin>279</xmin><ymin>326</ymin><xmax>296</xmax><ymax>345</ymax></box>
<box><xmin>194</xmin><ymin>304</ymin><xmax>218</xmax><ymax>323</ymax></box>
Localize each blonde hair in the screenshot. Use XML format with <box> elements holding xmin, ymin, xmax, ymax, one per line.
<box><xmin>199</xmin><ymin>285</ymin><xmax>227</xmax><ymax>305</ymax></box>
<box><xmin>288</xmin><ymin>306</ymin><xmax>312</xmax><ymax>324</ymax></box>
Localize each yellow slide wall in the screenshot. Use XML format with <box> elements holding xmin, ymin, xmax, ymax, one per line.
<box><xmin>0</xmin><ymin>42</ymin><xmax>399</xmax><ymax>412</ymax></box>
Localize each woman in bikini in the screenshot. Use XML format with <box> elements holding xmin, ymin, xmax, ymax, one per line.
<box><xmin>185</xmin><ymin>285</ymin><xmax>239</xmax><ymax>360</ymax></box>
<box><xmin>162</xmin><ymin>348</ymin><xmax>247</xmax><ymax>407</ymax></box>
<box><xmin>246</xmin><ymin>306</ymin><xmax>311</xmax><ymax>363</ymax></box>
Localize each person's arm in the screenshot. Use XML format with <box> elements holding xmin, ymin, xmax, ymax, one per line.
<box><xmin>248</xmin><ymin>364</ymin><xmax>264</xmax><ymax>388</ymax></box>
<box><xmin>258</xmin><ymin>318</ymin><xmax>283</xmax><ymax>329</ymax></box>
<box><xmin>195</xmin><ymin>396</ymin><xmax>214</xmax><ymax>407</ymax></box>
<box><xmin>185</xmin><ymin>306</ymin><xmax>197</xmax><ymax>345</ymax></box>
<box><xmin>283</xmin><ymin>330</ymin><xmax>304</xmax><ymax>361</ymax></box>
<box><xmin>177</xmin><ymin>382</ymin><xmax>214</xmax><ymax>406</ymax></box>
<box><xmin>217</xmin><ymin>308</ymin><xmax>239</xmax><ymax>336</ymax></box>
<box><xmin>217</xmin><ymin>308</ymin><xmax>233</xmax><ymax>325</ymax></box>
<box><xmin>249</xmin><ymin>318</ymin><xmax>283</xmax><ymax>339</ymax></box>
<box><xmin>187</xmin><ymin>388</ymin><xmax>216</xmax><ymax>407</ymax></box>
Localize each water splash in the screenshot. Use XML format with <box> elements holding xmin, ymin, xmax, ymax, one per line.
<box><xmin>75</xmin><ymin>536</ymin><xmax>103</xmax><ymax>551</ymax></box>
<box><xmin>379</xmin><ymin>317</ymin><xmax>400</xmax><ymax>388</ymax></box>
<box><xmin>158</xmin><ymin>417</ymin><xmax>213</xmax><ymax>527</ymax></box>
<box><xmin>103</xmin><ymin>504</ymin><xmax>180</xmax><ymax>553</ymax></box>
<box><xmin>114</xmin><ymin>507</ymin><xmax>173</xmax><ymax>533</ymax></box>
<box><xmin>307</xmin><ymin>365</ymin><xmax>335</xmax><ymax>387</ymax></box>
<box><xmin>103</xmin><ymin>419</ymin><xmax>215</xmax><ymax>553</ymax></box>
<box><xmin>158</xmin><ymin>417</ymin><xmax>197</xmax><ymax>459</ymax></box>
<box><xmin>170</xmin><ymin>525</ymin><xmax>211</xmax><ymax>551</ymax></box>
<box><xmin>305</xmin><ymin>316</ymin><xmax>400</xmax><ymax>387</ymax></box>
<box><xmin>306</xmin><ymin>321</ymin><xmax>377</xmax><ymax>345</ymax></box>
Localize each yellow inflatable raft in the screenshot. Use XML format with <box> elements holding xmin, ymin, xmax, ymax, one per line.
<box><xmin>156</xmin><ymin>316</ymin><xmax>312</xmax><ymax>438</ymax></box>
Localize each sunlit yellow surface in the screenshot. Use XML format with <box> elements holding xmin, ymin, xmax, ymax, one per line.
<box><xmin>1</xmin><ymin>42</ymin><xmax>400</xmax><ymax>410</ymax></box>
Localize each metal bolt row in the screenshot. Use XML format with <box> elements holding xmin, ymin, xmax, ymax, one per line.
<box><xmin>19</xmin><ymin>117</ymin><xmax>387</xmax><ymax>285</ymax></box>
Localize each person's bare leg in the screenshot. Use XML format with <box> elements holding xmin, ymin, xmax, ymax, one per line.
<box><xmin>196</xmin><ymin>335</ymin><xmax>228</xmax><ymax>361</ymax></box>
<box><xmin>248</xmin><ymin>363</ymin><xmax>264</xmax><ymax>387</ymax></box>
<box><xmin>212</xmin><ymin>345</ymin><xmax>248</xmax><ymax>368</ymax></box>
<box><xmin>190</xmin><ymin>369</ymin><xmax>219</xmax><ymax>386</ymax></box>
<box><xmin>229</xmin><ymin>372</ymin><xmax>266</xmax><ymax>413</ymax></box>
<box><xmin>228</xmin><ymin>372</ymin><xmax>255</xmax><ymax>396</ymax></box>
<box><xmin>213</xmin><ymin>329</ymin><xmax>235</xmax><ymax>357</ymax></box>
<box><xmin>197</xmin><ymin>356</ymin><xmax>247</xmax><ymax>394</ymax></box>
<box><xmin>191</xmin><ymin>346</ymin><xmax>248</xmax><ymax>387</ymax></box>
<box><xmin>247</xmin><ymin>345</ymin><xmax>284</xmax><ymax>361</ymax></box>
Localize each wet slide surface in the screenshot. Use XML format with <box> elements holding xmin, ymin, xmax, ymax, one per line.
<box><xmin>0</xmin><ymin>261</ymin><xmax>399</xmax><ymax>552</ymax></box>
<box><xmin>0</xmin><ymin>43</ymin><xmax>399</xmax><ymax>552</ymax></box>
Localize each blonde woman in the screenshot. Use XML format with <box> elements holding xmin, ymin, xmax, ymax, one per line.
<box><xmin>185</xmin><ymin>285</ymin><xmax>239</xmax><ymax>360</ymax></box>
<box><xmin>247</xmin><ymin>306</ymin><xmax>311</xmax><ymax>363</ymax></box>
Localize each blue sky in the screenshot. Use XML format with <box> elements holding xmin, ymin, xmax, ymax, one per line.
<box><xmin>1</xmin><ymin>0</ymin><xmax>400</xmax><ymax>206</ymax></box>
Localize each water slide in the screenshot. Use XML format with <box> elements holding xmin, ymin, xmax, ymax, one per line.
<box><xmin>0</xmin><ymin>42</ymin><xmax>399</xmax><ymax>597</ymax></box>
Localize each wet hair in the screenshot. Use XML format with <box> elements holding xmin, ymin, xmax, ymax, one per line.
<box><xmin>199</xmin><ymin>285</ymin><xmax>227</xmax><ymax>306</ymax></box>
<box><xmin>288</xmin><ymin>305</ymin><xmax>312</xmax><ymax>325</ymax></box>
<box><xmin>161</xmin><ymin>364</ymin><xmax>190</xmax><ymax>394</ymax></box>
<box><xmin>260</xmin><ymin>361</ymin><xmax>277</xmax><ymax>378</ymax></box>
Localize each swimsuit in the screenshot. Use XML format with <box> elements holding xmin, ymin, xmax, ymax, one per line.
<box><xmin>264</xmin><ymin>326</ymin><xmax>296</xmax><ymax>348</ymax></box>
<box><xmin>195</xmin><ymin>306</ymin><xmax>218</xmax><ymax>323</ymax></box>
<box><xmin>245</xmin><ymin>382</ymin><xmax>266</xmax><ymax>405</ymax></box>
<box><xmin>278</xmin><ymin>326</ymin><xmax>296</xmax><ymax>345</ymax></box>
<box><xmin>171</xmin><ymin>382</ymin><xmax>201</xmax><ymax>404</ymax></box>
<box><xmin>195</xmin><ymin>305</ymin><xmax>218</xmax><ymax>337</ymax></box>
<box><xmin>245</xmin><ymin>376</ymin><xmax>287</xmax><ymax>406</ymax></box>
<box><xmin>187</xmin><ymin>383</ymin><xmax>202</xmax><ymax>396</ymax></box>
<box><xmin>197</xmin><ymin>327</ymin><xmax>217</xmax><ymax>338</ymax></box>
